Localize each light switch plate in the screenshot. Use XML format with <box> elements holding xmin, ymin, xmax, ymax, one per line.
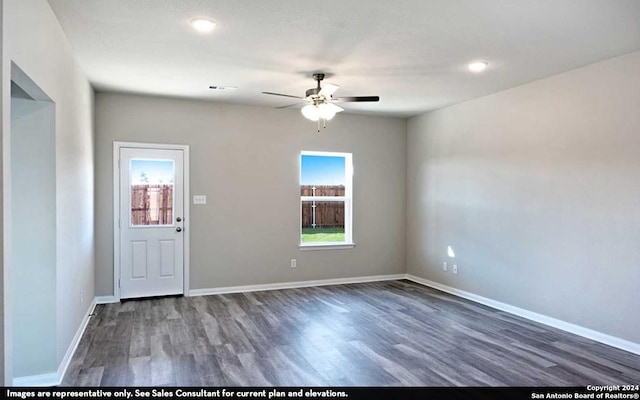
<box><xmin>193</xmin><ymin>195</ymin><xmax>207</xmax><ymax>205</ymax></box>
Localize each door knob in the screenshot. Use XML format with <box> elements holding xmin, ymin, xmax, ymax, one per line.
<box><xmin>176</xmin><ymin>227</ymin><xmax>182</xmax><ymax>232</ymax></box>
<box><xmin>176</xmin><ymin>217</ymin><xmax>182</xmax><ymax>222</ymax></box>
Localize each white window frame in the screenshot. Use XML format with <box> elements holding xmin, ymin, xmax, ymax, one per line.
<box><xmin>299</xmin><ymin>151</ymin><xmax>354</xmax><ymax>250</ymax></box>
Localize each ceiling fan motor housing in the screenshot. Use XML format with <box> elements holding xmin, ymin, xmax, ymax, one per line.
<box><xmin>306</xmin><ymin>88</ymin><xmax>321</xmax><ymax>97</ymax></box>
<box><xmin>306</xmin><ymin>73</ymin><xmax>326</xmax><ymax>98</ymax></box>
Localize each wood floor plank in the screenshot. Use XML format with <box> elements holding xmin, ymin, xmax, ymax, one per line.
<box><xmin>552</xmin><ymin>341</ymin><xmax>640</xmax><ymax>379</ymax></box>
<box><xmin>393</xmin><ymin>343</ymin><xmax>482</xmax><ymax>386</ymax></box>
<box><xmin>63</xmin><ymin>280</ymin><xmax>640</xmax><ymax>387</ymax></box>
<box><xmin>218</xmin><ymin>355</ymin><xmax>252</xmax><ymax>386</ymax></box>
<box><xmin>330</xmin><ymin>340</ymin><xmax>402</xmax><ymax>386</ymax></box>
<box><xmin>129</xmin><ymin>318</ymin><xmax>151</xmax><ymax>358</ymax></box>
<box><xmin>167</xmin><ymin>318</ymin><xmax>194</xmax><ymax>356</ymax></box>
<box><xmin>268</xmin><ymin>345</ymin><xmax>328</xmax><ymax>386</ymax></box>
<box><xmin>288</xmin><ymin>342</ymin><xmax>352</xmax><ymax>385</ymax></box>
<box><xmin>237</xmin><ymin>352</ymin><xmax>277</xmax><ymax>385</ymax></box>
<box><xmin>76</xmin><ymin>367</ymin><xmax>104</xmax><ymax>386</ymax></box>
<box><xmin>348</xmin><ymin>340</ymin><xmax>425</xmax><ymax>385</ymax></box>
<box><xmin>150</xmin><ymin>334</ymin><xmax>176</xmax><ymax>386</ymax></box>
<box><xmin>194</xmin><ymin>354</ymin><xmax>228</xmax><ymax>386</ymax></box>
<box><xmin>127</xmin><ymin>356</ymin><xmax>151</xmax><ymax>386</ymax></box>
<box><xmin>174</xmin><ymin>354</ymin><xmax>200</xmax><ymax>386</ymax></box>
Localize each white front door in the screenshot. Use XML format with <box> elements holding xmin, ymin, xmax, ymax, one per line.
<box><xmin>119</xmin><ymin>147</ymin><xmax>185</xmax><ymax>299</ymax></box>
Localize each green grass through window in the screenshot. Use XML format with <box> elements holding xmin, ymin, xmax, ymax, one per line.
<box><xmin>301</xmin><ymin>227</ymin><xmax>345</xmax><ymax>243</ymax></box>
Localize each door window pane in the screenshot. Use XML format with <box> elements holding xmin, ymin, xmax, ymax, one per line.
<box><xmin>130</xmin><ymin>159</ymin><xmax>174</xmax><ymax>226</ymax></box>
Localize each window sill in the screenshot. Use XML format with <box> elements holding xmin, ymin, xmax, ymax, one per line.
<box><xmin>299</xmin><ymin>242</ymin><xmax>355</xmax><ymax>251</ymax></box>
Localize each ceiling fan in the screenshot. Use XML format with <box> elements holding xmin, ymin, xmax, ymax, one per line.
<box><xmin>262</xmin><ymin>73</ymin><xmax>380</xmax><ymax>132</ymax></box>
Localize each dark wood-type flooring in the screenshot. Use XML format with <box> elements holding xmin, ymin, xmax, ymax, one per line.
<box><xmin>62</xmin><ymin>280</ymin><xmax>640</xmax><ymax>386</ymax></box>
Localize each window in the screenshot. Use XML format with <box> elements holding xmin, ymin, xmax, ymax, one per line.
<box><xmin>130</xmin><ymin>159</ymin><xmax>175</xmax><ymax>226</ymax></box>
<box><xmin>300</xmin><ymin>151</ymin><xmax>353</xmax><ymax>248</ymax></box>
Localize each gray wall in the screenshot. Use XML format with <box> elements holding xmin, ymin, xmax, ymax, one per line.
<box><xmin>10</xmin><ymin>96</ymin><xmax>56</xmax><ymax>377</ymax></box>
<box><xmin>407</xmin><ymin>51</ymin><xmax>640</xmax><ymax>344</ymax></box>
<box><xmin>95</xmin><ymin>93</ymin><xmax>406</xmax><ymax>296</ymax></box>
<box><xmin>2</xmin><ymin>0</ymin><xmax>95</xmax><ymax>379</ymax></box>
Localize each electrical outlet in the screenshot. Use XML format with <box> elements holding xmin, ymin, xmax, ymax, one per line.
<box><xmin>443</xmin><ymin>262</ymin><xmax>448</xmax><ymax>271</ymax></box>
<box><xmin>453</xmin><ymin>264</ymin><xmax>458</xmax><ymax>274</ymax></box>
<box><xmin>290</xmin><ymin>259</ymin><xmax>297</xmax><ymax>268</ymax></box>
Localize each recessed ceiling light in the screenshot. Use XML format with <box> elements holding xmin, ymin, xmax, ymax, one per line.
<box><xmin>191</xmin><ymin>18</ymin><xmax>216</xmax><ymax>33</ymax></box>
<box><xmin>209</xmin><ymin>85</ymin><xmax>237</xmax><ymax>91</ymax></box>
<box><xmin>468</xmin><ymin>61</ymin><xmax>489</xmax><ymax>73</ymax></box>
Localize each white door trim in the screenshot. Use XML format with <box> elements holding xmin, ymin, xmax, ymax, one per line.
<box><xmin>113</xmin><ymin>141</ymin><xmax>190</xmax><ymax>301</ymax></box>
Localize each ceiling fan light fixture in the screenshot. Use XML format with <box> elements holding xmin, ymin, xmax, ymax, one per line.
<box><xmin>301</xmin><ymin>104</ymin><xmax>320</xmax><ymax>121</ymax></box>
<box><xmin>468</xmin><ymin>61</ymin><xmax>489</xmax><ymax>73</ymax></box>
<box><xmin>302</xmin><ymin>102</ymin><xmax>344</xmax><ymax>121</ymax></box>
<box><xmin>190</xmin><ymin>18</ymin><xmax>216</xmax><ymax>33</ymax></box>
<box><xmin>321</xmin><ymin>103</ymin><xmax>345</xmax><ymax>120</ymax></box>
<box><xmin>318</xmin><ymin>103</ymin><xmax>336</xmax><ymax>120</ymax></box>
<box><xmin>265</xmin><ymin>72</ymin><xmax>379</xmax><ymax>130</ymax></box>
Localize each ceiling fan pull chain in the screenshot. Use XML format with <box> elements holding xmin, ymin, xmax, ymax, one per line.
<box><xmin>317</xmin><ymin>119</ymin><xmax>321</xmax><ymax>133</ymax></box>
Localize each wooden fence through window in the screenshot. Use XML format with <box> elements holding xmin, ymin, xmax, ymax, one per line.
<box><xmin>301</xmin><ymin>185</ymin><xmax>345</xmax><ymax>228</ymax></box>
<box><xmin>131</xmin><ymin>184</ymin><xmax>173</xmax><ymax>225</ymax></box>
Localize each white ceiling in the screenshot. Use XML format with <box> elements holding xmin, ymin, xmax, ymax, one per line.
<box><xmin>47</xmin><ymin>0</ymin><xmax>640</xmax><ymax>118</ymax></box>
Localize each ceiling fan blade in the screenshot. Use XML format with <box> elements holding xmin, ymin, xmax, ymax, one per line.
<box><xmin>334</xmin><ymin>96</ymin><xmax>380</xmax><ymax>102</ymax></box>
<box><xmin>262</xmin><ymin>91</ymin><xmax>304</xmax><ymax>99</ymax></box>
<box><xmin>319</xmin><ymin>83</ymin><xmax>339</xmax><ymax>97</ymax></box>
<box><xmin>276</xmin><ymin>102</ymin><xmax>306</xmax><ymax>109</ymax></box>
<box><xmin>324</xmin><ymin>103</ymin><xmax>344</xmax><ymax>113</ymax></box>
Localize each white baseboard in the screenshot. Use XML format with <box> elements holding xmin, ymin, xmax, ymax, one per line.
<box><xmin>56</xmin><ymin>298</ymin><xmax>97</xmax><ymax>384</ymax></box>
<box><xmin>189</xmin><ymin>273</ymin><xmax>406</xmax><ymax>297</ymax></box>
<box><xmin>12</xmin><ymin>298</ymin><xmax>97</xmax><ymax>387</ymax></box>
<box><xmin>12</xmin><ymin>372</ymin><xmax>58</xmax><ymax>387</ymax></box>
<box><xmin>95</xmin><ymin>295</ymin><xmax>118</xmax><ymax>304</ymax></box>
<box><xmin>406</xmin><ymin>274</ymin><xmax>640</xmax><ymax>356</ymax></box>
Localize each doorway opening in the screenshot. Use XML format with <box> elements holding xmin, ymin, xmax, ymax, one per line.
<box><xmin>9</xmin><ymin>63</ymin><xmax>57</xmax><ymax>383</ymax></box>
